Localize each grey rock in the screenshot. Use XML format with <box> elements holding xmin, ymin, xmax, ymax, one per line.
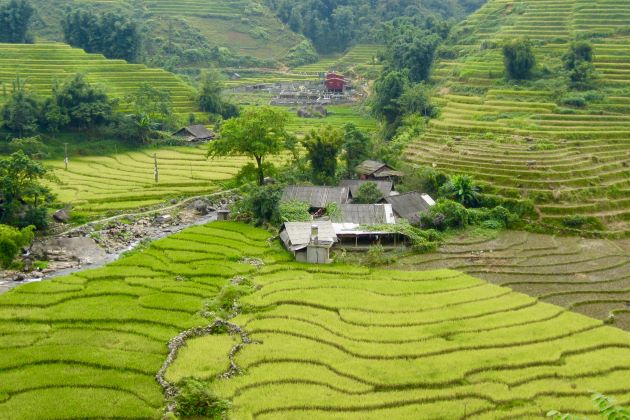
<box><xmin>53</xmin><ymin>208</ymin><xmax>71</xmax><ymax>223</ymax></box>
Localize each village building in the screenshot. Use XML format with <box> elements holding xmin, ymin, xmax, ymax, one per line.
<box><xmin>280</xmin><ymin>221</ymin><xmax>338</xmax><ymax>264</ymax></box>
<box><xmin>281</xmin><ymin>186</ymin><xmax>349</xmax><ymax>210</ymax></box>
<box><xmin>339</xmin><ymin>179</ymin><xmax>394</xmax><ymax>199</ymax></box>
<box><xmin>385</xmin><ymin>192</ymin><xmax>436</xmax><ymax>225</ymax></box>
<box><xmin>172</xmin><ymin>125</ymin><xmax>216</xmax><ymax>143</ymax></box>
<box><xmin>355</xmin><ymin>160</ymin><xmax>405</xmax><ymax>181</ymax></box>
<box><xmin>332</xmin><ymin>204</ymin><xmax>401</xmax><ymax>248</ymax></box>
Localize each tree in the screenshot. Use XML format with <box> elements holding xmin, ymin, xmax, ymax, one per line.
<box><xmin>62</xmin><ymin>9</ymin><xmax>140</xmax><ymax>62</ymax></box>
<box><xmin>372</xmin><ymin>70</ymin><xmax>407</xmax><ymax>125</ymax></box>
<box><xmin>0</xmin><ymin>224</ymin><xmax>34</xmax><ymax>268</ymax></box>
<box><xmin>563</xmin><ymin>41</ymin><xmax>596</xmax><ymax>90</ymax></box>
<box><xmin>302</xmin><ymin>125</ymin><xmax>343</xmax><ymax>185</ymax></box>
<box><xmin>198</xmin><ymin>69</ymin><xmax>240</xmax><ymax>119</ymax></box>
<box><xmin>342</xmin><ymin>123</ymin><xmax>371</xmax><ymax>176</ymax></box>
<box><xmin>353</xmin><ymin>182</ymin><xmax>383</xmax><ymax>204</ymax></box>
<box><xmin>439</xmin><ymin>175</ymin><xmax>480</xmax><ymax>207</ymax></box>
<box><xmin>0</xmin><ymin>150</ymin><xmax>54</xmax><ymax>229</ymax></box>
<box><xmin>209</xmin><ymin>107</ymin><xmax>291</xmax><ymax>185</ymax></box>
<box><xmin>386</xmin><ymin>29</ymin><xmax>442</xmax><ymax>83</ymax></box>
<box><xmin>0</xmin><ymin>0</ymin><xmax>34</xmax><ymax>43</ymax></box>
<box><xmin>398</xmin><ymin>82</ymin><xmax>436</xmax><ymax>117</ymax></box>
<box><xmin>123</xmin><ymin>82</ymin><xmax>175</xmax><ymax>143</ymax></box>
<box><xmin>53</xmin><ymin>74</ymin><xmax>113</xmax><ymax>128</ymax></box>
<box><xmin>503</xmin><ymin>38</ymin><xmax>536</xmax><ymax>80</ymax></box>
<box><xmin>1</xmin><ymin>77</ymin><xmax>40</xmax><ymax>136</ymax></box>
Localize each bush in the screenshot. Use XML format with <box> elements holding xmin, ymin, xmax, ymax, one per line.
<box><xmin>421</xmin><ymin>199</ymin><xmax>468</xmax><ymax>231</ymax></box>
<box><xmin>174</xmin><ymin>378</ymin><xmax>230</xmax><ymax>418</ymax></box>
<box><xmin>0</xmin><ymin>224</ymin><xmax>35</xmax><ymax>269</ymax></box>
<box><xmin>503</xmin><ymin>38</ymin><xmax>536</xmax><ymax>80</ymax></box>
<box><xmin>353</xmin><ymin>182</ymin><xmax>383</xmax><ymax>204</ymax></box>
<box><xmin>365</xmin><ymin>243</ymin><xmax>395</xmax><ymax>266</ymax></box>
<box><xmin>561</xmin><ymin>94</ymin><xmax>587</xmax><ymax>108</ymax></box>
<box><xmin>279</xmin><ymin>200</ymin><xmax>311</xmax><ymax>222</ymax></box>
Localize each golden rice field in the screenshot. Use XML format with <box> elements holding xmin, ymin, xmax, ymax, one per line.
<box><xmin>407</xmin><ymin>0</ymin><xmax>630</xmax><ymax>237</ymax></box>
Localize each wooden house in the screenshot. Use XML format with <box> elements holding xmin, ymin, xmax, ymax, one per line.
<box><xmin>173</xmin><ymin>125</ymin><xmax>216</xmax><ymax>143</ymax></box>
<box><xmin>385</xmin><ymin>192</ymin><xmax>435</xmax><ymax>225</ymax></box>
<box><xmin>355</xmin><ymin>160</ymin><xmax>404</xmax><ymax>181</ymax></box>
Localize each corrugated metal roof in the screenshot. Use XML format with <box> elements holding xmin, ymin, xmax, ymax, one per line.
<box><xmin>173</xmin><ymin>125</ymin><xmax>215</xmax><ymax>141</ymax></box>
<box><xmin>385</xmin><ymin>192</ymin><xmax>434</xmax><ymax>224</ymax></box>
<box><xmin>281</xmin><ymin>186</ymin><xmax>349</xmax><ymax>208</ymax></box>
<box><xmin>338</xmin><ymin>204</ymin><xmax>396</xmax><ymax>225</ymax></box>
<box><xmin>339</xmin><ymin>180</ymin><xmax>393</xmax><ymax>198</ymax></box>
<box><xmin>280</xmin><ymin>221</ymin><xmax>338</xmax><ymax>251</ymax></box>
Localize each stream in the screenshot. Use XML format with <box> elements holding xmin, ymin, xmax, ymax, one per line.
<box><xmin>0</xmin><ymin>211</ymin><xmax>219</xmax><ymax>294</ymax></box>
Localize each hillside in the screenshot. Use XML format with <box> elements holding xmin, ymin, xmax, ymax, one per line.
<box><xmin>0</xmin><ymin>42</ymin><xmax>198</xmax><ymax>114</ymax></box>
<box><xmin>406</xmin><ymin>0</ymin><xmax>630</xmax><ymax>237</ymax></box>
<box><xmin>1</xmin><ymin>222</ymin><xmax>630</xmax><ymax>417</ymax></box>
<box><xmin>28</xmin><ymin>0</ymin><xmax>305</xmax><ymax>66</ymax></box>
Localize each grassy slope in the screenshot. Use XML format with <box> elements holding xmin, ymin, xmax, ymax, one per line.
<box><xmin>29</xmin><ymin>0</ymin><xmax>303</xmax><ymax>63</ymax></box>
<box><xmin>0</xmin><ymin>42</ymin><xmax>198</xmax><ymax>114</ymax></box>
<box><xmin>2</xmin><ymin>221</ymin><xmax>630</xmax><ymax>418</ymax></box>
<box><xmin>0</xmin><ymin>222</ymin><xmax>278</xmax><ymax>418</ymax></box>
<box><xmin>406</xmin><ymin>0</ymin><xmax>630</xmax><ymax>237</ymax></box>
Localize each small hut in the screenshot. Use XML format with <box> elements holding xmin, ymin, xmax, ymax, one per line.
<box><xmin>280</xmin><ymin>221</ymin><xmax>338</xmax><ymax>264</ymax></box>
<box><xmin>385</xmin><ymin>192</ymin><xmax>435</xmax><ymax>225</ymax></box>
<box><xmin>173</xmin><ymin>125</ymin><xmax>216</xmax><ymax>143</ymax></box>
<box><xmin>355</xmin><ymin>160</ymin><xmax>404</xmax><ymax>181</ymax></box>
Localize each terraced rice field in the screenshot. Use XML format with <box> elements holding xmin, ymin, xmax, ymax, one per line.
<box><xmin>292</xmin><ymin>44</ymin><xmax>384</xmax><ymax>74</ymax></box>
<box><xmin>47</xmin><ymin>146</ymin><xmax>252</xmax><ymax>217</ymax></box>
<box><xmin>3</xmin><ymin>222</ymin><xmax>630</xmax><ymax>417</ymax></box>
<box><xmin>407</xmin><ymin>0</ymin><xmax>630</xmax><ymax>236</ymax></box>
<box><xmin>286</xmin><ymin>105</ymin><xmax>377</xmax><ymax>134</ymax></box>
<box><xmin>0</xmin><ymin>42</ymin><xmax>198</xmax><ymax>114</ymax></box>
<box><xmin>0</xmin><ymin>222</ymin><xmax>279</xmax><ymax>418</ymax></box>
<box><xmin>394</xmin><ymin>230</ymin><xmax>630</xmax><ymax>332</ymax></box>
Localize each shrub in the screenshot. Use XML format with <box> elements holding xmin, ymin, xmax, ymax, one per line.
<box><xmin>279</xmin><ymin>200</ymin><xmax>311</xmax><ymax>222</ymax></box>
<box><xmin>560</xmin><ymin>94</ymin><xmax>587</xmax><ymax>108</ymax></box>
<box><xmin>174</xmin><ymin>378</ymin><xmax>230</xmax><ymax>418</ymax></box>
<box><xmin>0</xmin><ymin>224</ymin><xmax>35</xmax><ymax>268</ymax></box>
<box><xmin>503</xmin><ymin>38</ymin><xmax>536</xmax><ymax>79</ymax></box>
<box><xmin>365</xmin><ymin>243</ymin><xmax>395</xmax><ymax>266</ymax></box>
<box><xmin>421</xmin><ymin>199</ymin><xmax>468</xmax><ymax>231</ymax></box>
<box><xmin>353</xmin><ymin>182</ymin><xmax>383</xmax><ymax>204</ymax></box>
<box><xmin>439</xmin><ymin>175</ymin><xmax>480</xmax><ymax>207</ymax></box>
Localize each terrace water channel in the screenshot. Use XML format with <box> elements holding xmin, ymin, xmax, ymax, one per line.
<box><xmin>0</xmin><ymin>209</ymin><xmax>220</xmax><ymax>294</ymax></box>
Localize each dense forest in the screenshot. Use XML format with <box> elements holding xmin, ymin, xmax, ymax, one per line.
<box><xmin>266</xmin><ymin>0</ymin><xmax>485</xmax><ymax>52</ymax></box>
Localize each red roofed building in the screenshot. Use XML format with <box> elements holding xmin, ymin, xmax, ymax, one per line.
<box><xmin>325</xmin><ymin>72</ymin><xmax>345</xmax><ymax>92</ymax></box>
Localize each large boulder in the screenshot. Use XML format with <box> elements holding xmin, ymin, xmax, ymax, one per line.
<box><xmin>192</xmin><ymin>199</ymin><xmax>210</xmax><ymax>215</ymax></box>
<box><xmin>53</xmin><ymin>208</ymin><xmax>71</xmax><ymax>223</ymax></box>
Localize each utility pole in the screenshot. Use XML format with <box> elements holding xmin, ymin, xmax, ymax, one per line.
<box><xmin>64</xmin><ymin>143</ymin><xmax>68</xmax><ymax>171</ymax></box>
<box><xmin>154</xmin><ymin>153</ymin><xmax>159</xmax><ymax>184</ymax></box>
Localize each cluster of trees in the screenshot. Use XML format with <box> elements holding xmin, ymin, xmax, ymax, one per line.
<box><xmin>563</xmin><ymin>41</ymin><xmax>596</xmax><ymax>90</ymax></box>
<box><xmin>267</xmin><ymin>0</ymin><xmax>483</xmax><ymax>53</ymax></box>
<box><xmin>370</xmin><ymin>17</ymin><xmax>445</xmax><ymax>137</ymax></box>
<box><xmin>1</xmin><ymin>75</ymin><xmax>113</xmax><ymax>136</ymax></box>
<box><xmin>197</xmin><ymin>70</ymin><xmax>240</xmax><ymax>120</ymax></box>
<box><xmin>0</xmin><ymin>0</ymin><xmax>33</xmax><ymax>43</ymax></box>
<box><xmin>502</xmin><ymin>38</ymin><xmax>536</xmax><ymax>80</ymax></box>
<box><xmin>62</xmin><ymin>8</ymin><xmax>141</xmax><ymax>62</ymax></box>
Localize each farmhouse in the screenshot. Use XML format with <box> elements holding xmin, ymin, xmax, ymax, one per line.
<box><xmin>281</xmin><ymin>186</ymin><xmax>349</xmax><ymax>210</ymax></box>
<box><xmin>280</xmin><ymin>221</ymin><xmax>338</xmax><ymax>264</ymax></box>
<box><xmin>325</xmin><ymin>72</ymin><xmax>345</xmax><ymax>92</ymax></box>
<box><xmin>385</xmin><ymin>192</ymin><xmax>435</xmax><ymax>225</ymax></box>
<box><xmin>356</xmin><ymin>160</ymin><xmax>405</xmax><ymax>181</ymax></box>
<box><xmin>339</xmin><ymin>179</ymin><xmax>394</xmax><ymax>199</ymax></box>
<box><xmin>172</xmin><ymin>125</ymin><xmax>216</xmax><ymax>142</ymax></box>
<box><xmin>333</xmin><ymin>203</ymin><xmax>402</xmax><ymax>247</ymax></box>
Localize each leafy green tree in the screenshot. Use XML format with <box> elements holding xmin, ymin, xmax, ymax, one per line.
<box><xmin>372</xmin><ymin>70</ymin><xmax>407</xmax><ymax>125</ymax></box>
<box><xmin>62</xmin><ymin>9</ymin><xmax>140</xmax><ymax>62</ymax></box>
<box><xmin>342</xmin><ymin>123</ymin><xmax>371</xmax><ymax>177</ymax></box>
<box><xmin>7</xmin><ymin>136</ymin><xmax>47</xmax><ymax>158</ymax></box>
<box><xmin>563</xmin><ymin>41</ymin><xmax>596</xmax><ymax>90</ymax></box>
<box><xmin>503</xmin><ymin>38</ymin><xmax>536</xmax><ymax>80</ymax></box>
<box><xmin>209</xmin><ymin>107</ymin><xmax>291</xmax><ymax>185</ymax></box>
<box><xmin>302</xmin><ymin>125</ymin><xmax>343</xmax><ymax>185</ymax></box>
<box><xmin>231</xmin><ymin>184</ymin><xmax>283</xmax><ymax>225</ymax></box>
<box><xmin>385</xmin><ymin>29</ymin><xmax>442</xmax><ymax>83</ymax></box>
<box><xmin>0</xmin><ymin>224</ymin><xmax>34</xmax><ymax>268</ymax></box>
<box><xmin>398</xmin><ymin>82</ymin><xmax>437</xmax><ymax>117</ymax></box>
<box><xmin>123</xmin><ymin>82</ymin><xmax>176</xmax><ymax>143</ymax></box>
<box><xmin>198</xmin><ymin>69</ymin><xmax>240</xmax><ymax>119</ymax></box>
<box><xmin>1</xmin><ymin>77</ymin><xmax>40</xmax><ymax>136</ymax></box>
<box><xmin>0</xmin><ymin>150</ymin><xmax>54</xmax><ymax>229</ymax></box>
<box><xmin>353</xmin><ymin>182</ymin><xmax>383</xmax><ymax>204</ymax></box>
<box><xmin>0</xmin><ymin>0</ymin><xmax>34</xmax><ymax>43</ymax></box>
<box><xmin>53</xmin><ymin>74</ymin><xmax>113</xmax><ymax>128</ymax></box>
<box><xmin>439</xmin><ymin>174</ymin><xmax>480</xmax><ymax>207</ymax></box>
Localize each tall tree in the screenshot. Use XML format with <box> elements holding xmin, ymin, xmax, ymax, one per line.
<box><xmin>503</xmin><ymin>38</ymin><xmax>536</xmax><ymax>80</ymax></box>
<box><xmin>372</xmin><ymin>70</ymin><xmax>407</xmax><ymax>125</ymax></box>
<box><xmin>53</xmin><ymin>74</ymin><xmax>113</xmax><ymax>128</ymax></box>
<box><xmin>1</xmin><ymin>77</ymin><xmax>40</xmax><ymax>136</ymax></box>
<box><xmin>302</xmin><ymin>125</ymin><xmax>344</xmax><ymax>185</ymax></box>
<box><xmin>0</xmin><ymin>0</ymin><xmax>34</xmax><ymax>43</ymax></box>
<box><xmin>342</xmin><ymin>123</ymin><xmax>371</xmax><ymax>176</ymax></box>
<box><xmin>208</xmin><ymin>107</ymin><xmax>291</xmax><ymax>185</ymax></box>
